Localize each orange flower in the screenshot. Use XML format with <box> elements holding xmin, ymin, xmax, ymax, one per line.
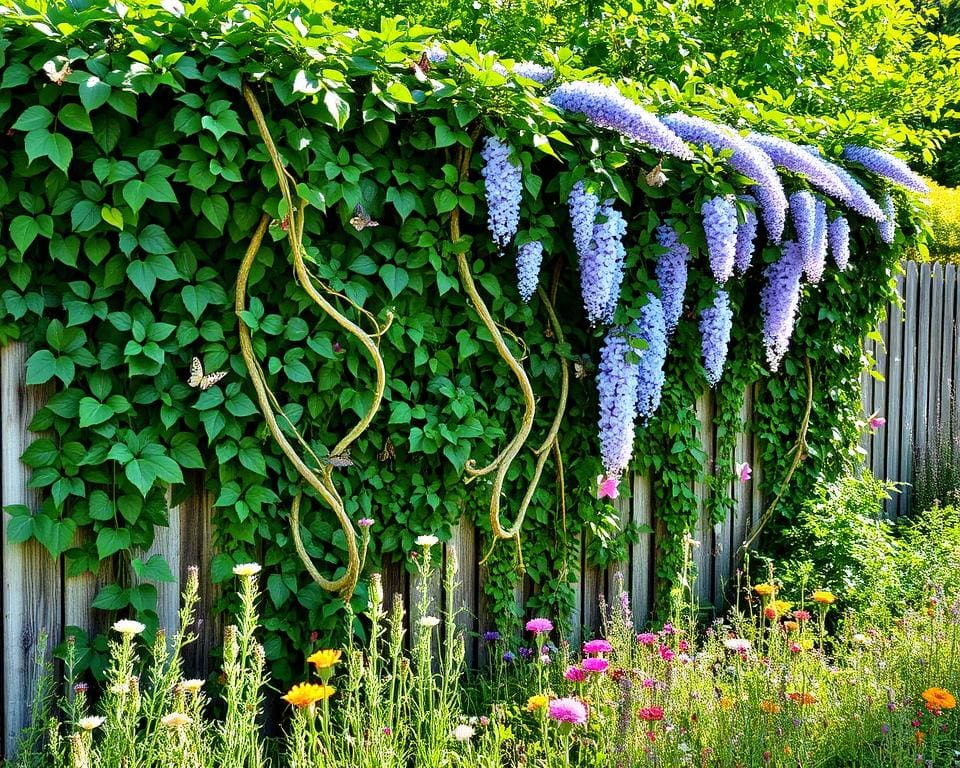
<box><xmin>307</xmin><ymin>649</ymin><xmax>342</xmax><ymax>671</ymax></box>
<box><xmin>754</xmin><ymin>583</ymin><xmax>777</xmax><ymax>598</ymax></box>
<box><xmin>787</xmin><ymin>691</ymin><xmax>817</xmax><ymax>706</ymax></box>
<box><xmin>760</xmin><ymin>700</ymin><xmax>781</xmax><ymax>714</ymax></box>
<box><xmin>921</xmin><ymin>687</ymin><xmax>956</xmax><ymax>711</ymax></box>
<box><xmin>783</xmin><ymin>620</ymin><xmax>799</xmax><ymax>632</ymax></box>
<box><xmin>282</xmin><ymin>683</ymin><xmax>335</xmax><ymax>709</ymax></box>
<box><xmin>811</xmin><ymin>590</ymin><xmax>836</xmax><ymax>605</ymax></box>
<box><xmin>526</xmin><ymin>694</ymin><xmax>549</xmax><ymax>712</ymax></box>
<box><xmin>764</xmin><ymin>607</ymin><xmax>777</xmax><ymax>620</ymax></box>
<box><xmin>719</xmin><ymin>696</ymin><xmax>735</xmax><ymax>711</ymax></box>
<box><xmin>915</xmin><ymin>730</ymin><xmax>925</xmax><ymax>745</ymax></box>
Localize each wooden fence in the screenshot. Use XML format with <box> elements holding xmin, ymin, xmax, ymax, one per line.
<box><xmin>0</xmin><ymin>258</ymin><xmax>953</xmax><ymax>755</ymax></box>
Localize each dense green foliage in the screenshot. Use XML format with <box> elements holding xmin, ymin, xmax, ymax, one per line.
<box><xmin>0</xmin><ymin>0</ymin><xmax>923</xmax><ymax>687</ymax></box>
<box><xmin>925</xmin><ymin>181</ymin><xmax>960</xmax><ymax>262</ymax></box>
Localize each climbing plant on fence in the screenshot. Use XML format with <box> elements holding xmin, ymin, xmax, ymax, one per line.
<box><xmin>0</xmin><ymin>1</ymin><xmax>925</xmax><ymax>684</ymax></box>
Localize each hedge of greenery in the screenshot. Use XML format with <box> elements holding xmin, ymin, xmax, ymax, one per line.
<box><xmin>927</xmin><ymin>182</ymin><xmax>960</xmax><ymax>262</ymax></box>
<box><xmin>0</xmin><ymin>1</ymin><xmax>925</xmax><ymax>685</ymax></box>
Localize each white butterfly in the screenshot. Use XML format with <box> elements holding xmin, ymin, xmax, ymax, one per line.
<box><xmin>188</xmin><ymin>357</ymin><xmax>227</xmax><ymax>390</ymax></box>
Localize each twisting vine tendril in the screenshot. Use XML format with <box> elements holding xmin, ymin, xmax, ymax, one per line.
<box><xmin>236</xmin><ymin>83</ymin><xmax>391</xmax><ymax>599</ymax></box>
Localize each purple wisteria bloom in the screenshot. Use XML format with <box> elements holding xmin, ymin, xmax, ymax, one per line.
<box><xmin>634</xmin><ymin>295</ymin><xmax>668</xmax><ymax>422</ymax></box>
<box><xmin>549</xmin><ymin>81</ymin><xmax>693</xmax><ymax>160</ymax></box>
<box><xmin>569</xmin><ymin>181</ymin><xmax>600</xmax><ymax>259</ymax></box>
<box><xmin>879</xmin><ymin>193</ymin><xmax>896</xmax><ymax>244</ymax></box>
<box><xmin>654</xmin><ymin>224</ymin><xmax>689</xmax><ymax>335</ymax></box>
<box><xmin>735</xmin><ymin>195</ymin><xmax>759</xmax><ymax>274</ymax></box>
<box><xmin>512</xmin><ymin>61</ymin><xmax>555</xmax><ymax>83</ymax></box>
<box><xmin>597</xmin><ymin>329</ymin><xmax>640</xmax><ymax>478</ymax></box>
<box><xmin>760</xmin><ymin>241</ymin><xmax>805</xmax><ymax>371</ymax></box>
<box><xmin>480</xmin><ymin>136</ymin><xmax>522</xmax><ymax>249</ymax></box>
<box><xmin>829</xmin><ymin>216</ymin><xmax>851</xmax><ymax>271</ymax></box>
<box><xmin>800</xmin><ymin>146</ymin><xmax>885</xmax><ymax>222</ymax></box>
<box><xmin>516</xmin><ymin>241</ymin><xmax>543</xmax><ymax>302</ymax></box>
<box><xmin>804</xmin><ymin>198</ymin><xmax>828</xmax><ymax>284</ymax></box>
<box><xmin>580</xmin><ymin>201</ymin><xmax>628</xmax><ymax>326</ymax></box>
<box><xmin>700</xmin><ymin>289</ymin><xmax>733</xmax><ymax>386</ymax></box>
<box><xmin>842</xmin><ymin>145</ymin><xmax>929</xmax><ymax>194</ymax></box>
<box><xmin>660</xmin><ymin>113</ymin><xmax>788</xmax><ymax>243</ymax></box>
<box><xmin>789</xmin><ymin>191</ymin><xmax>816</xmax><ymax>261</ymax></box>
<box><xmin>425</xmin><ymin>43</ymin><xmax>448</xmax><ymax>64</ymax></box>
<box><xmin>746</xmin><ymin>133</ymin><xmax>850</xmax><ymax>200</ymax></box>
<box><xmin>702</xmin><ymin>196</ymin><xmax>738</xmax><ymax>284</ymax></box>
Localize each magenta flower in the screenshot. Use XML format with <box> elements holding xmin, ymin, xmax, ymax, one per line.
<box><xmin>736</xmin><ymin>462</ymin><xmax>752</xmax><ymax>483</ymax></box>
<box><xmin>658</xmin><ymin>645</ymin><xmax>675</xmax><ymax>662</ymax></box>
<box><xmin>526</xmin><ymin>618</ymin><xmax>554</xmax><ymax>634</ymax></box>
<box><xmin>597</xmin><ymin>474</ymin><xmax>620</xmax><ymax>500</ymax></box>
<box><xmin>358</xmin><ymin>518</ymin><xmax>374</xmax><ymax>528</ymax></box>
<box><xmin>639</xmin><ymin>706</ymin><xmax>665</xmax><ymax>722</ymax></box>
<box><xmin>637</xmin><ymin>632</ymin><xmax>656</xmax><ymax>645</ymax></box>
<box><xmin>564</xmin><ymin>665</ymin><xmax>587</xmax><ymax>682</ymax></box>
<box><xmin>547</xmin><ymin>697</ymin><xmax>588</xmax><ymax>726</ymax></box>
<box><xmin>870</xmin><ymin>416</ymin><xmax>886</xmax><ymax>429</ymax></box>
<box><xmin>583</xmin><ymin>638</ymin><xmax>613</xmax><ymax>654</ymax></box>
<box><xmin>582</xmin><ymin>657</ymin><xmax>609</xmax><ymax>673</ymax></box>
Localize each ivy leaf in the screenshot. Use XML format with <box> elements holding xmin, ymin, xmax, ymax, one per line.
<box><xmin>101</xmin><ymin>206</ymin><xmax>124</xmax><ymax>229</ymax></box>
<box><xmin>24</xmin><ymin>129</ymin><xmax>72</xmax><ymax>172</ymax></box>
<box><xmin>129</xmin><ymin>583</ymin><xmax>157</xmax><ymax>612</ymax></box>
<box><xmin>201</xmin><ymin>195</ymin><xmax>228</xmax><ymax>231</ymax></box>
<box><xmin>71</xmin><ymin>200</ymin><xmax>100</xmax><ymax>232</ymax></box>
<box><xmin>379</xmin><ymin>264</ymin><xmax>409</xmax><ymax>298</ymax></box>
<box><xmin>25</xmin><ymin>349</ymin><xmax>58</xmax><ymax>384</ymax></box>
<box><xmin>58</xmin><ymin>103</ymin><xmax>93</xmax><ymax>133</ymax></box>
<box><xmin>323</xmin><ymin>90</ymin><xmax>350</xmax><ymax>130</ymax></box>
<box><xmin>132</xmin><ymin>554</ymin><xmax>174</xmax><ymax>583</ymax></box>
<box><xmin>386</xmin><ymin>186</ymin><xmax>417</xmax><ymax>220</ymax></box>
<box><xmin>12</xmin><ymin>105</ymin><xmax>54</xmax><ymax>131</ymax></box>
<box><xmin>96</xmin><ymin>527</ymin><xmax>131</xmax><ymax>559</ymax></box>
<box><xmin>88</xmin><ymin>490</ymin><xmax>114</xmax><ymax>521</ymax></box>
<box><xmin>7</xmin><ymin>514</ymin><xmax>34</xmax><ymax>543</ymax></box>
<box><xmin>9</xmin><ymin>216</ymin><xmax>39</xmax><ymax>253</ymax></box>
<box><xmin>78</xmin><ymin>397</ymin><xmax>115</xmax><ymax>427</ymax></box>
<box><xmin>78</xmin><ymin>75</ymin><xmax>111</xmax><ymax>111</ymax></box>
<box><xmin>92</xmin><ymin>584</ymin><xmax>129</xmax><ymax>610</ymax></box>
<box><xmin>138</xmin><ymin>225</ymin><xmax>175</xmax><ymax>255</ymax></box>
<box><xmin>33</xmin><ymin>515</ymin><xmax>77</xmax><ymax>559</ymax></box>
<box><xmin>122</xmin><ymin>180</ymin><xmax>148</xmax><ymax>213</ymax></box>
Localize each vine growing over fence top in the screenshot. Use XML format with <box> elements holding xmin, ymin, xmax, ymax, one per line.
<box><xmin>0</xmin><ymin>1</ymin><xmax>923</xmax><ymax>683</ymax></box>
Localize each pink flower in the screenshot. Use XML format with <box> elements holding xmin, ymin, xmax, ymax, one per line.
<box><xmin>583</xmin><ymin>639</ymin><xmax>613</xmax><ymax>654</ymax></box>
<box><xmin>548</xmin><ymin>697</ymin><xmax>588</xmax><ymax>726</ymax></box>
<box><xmin>789</xmin><ymin>642</ymin><xmax>802</xmax><ymax>653</ymax></box>
<box><xmin>637</xmin><ymin>632</ymin><xmax>656</xmax><ymax>645</ymax></box>
<box><xmin>582</xmin><ymin>657</ymin><xmax>609</xmax><ymax>673</ymax></box>
<box><xmin>564</xmin><ymin>665</ymin><xmax>586</xmax><ymax>682</ymax></box>
<box><xmin>658</xmin><ymin>645</ymin><xmax>675</xmax><ymax>662</ymax></box>
<box><xmin>870</xmin><ymin>416</ymin><xmax>886</xmax><ymax>430</ymax></box>
<box><xmin>736</xmin><ymin>462</ymin><xmax>752</xmax><ymax>482</ymax></box>
<box><xmin>639</xmin><ymin>706</ymin><xmax>665</xmax><ymax>722</ymax></box>
<box><xmin>597</xmin><ymin>474</ymin><xmax>619</xmax><ymax>499</ymax></box>
<box><xmin>358</xmin><ymin>518</ymin><xmax>374</xmax><ymax>528</ymax></box>
<box><xmin>642</xmin><ymin>677</ymin><xmax>657</xmax><ymax>688</ymax></box>
<box><xmin>678</xmin><ymin>640</ymin><xmax>689</xmax><ymax>652</ymax></box>
<box><xmin>526</xmin><ymin>618</ymin><xmax>554</xmax><ymax>634</ymax></box>
<box><xmin>793</xmin><ymin>610</ymin><xmax>811</xmax><ymax>621</ymax></box>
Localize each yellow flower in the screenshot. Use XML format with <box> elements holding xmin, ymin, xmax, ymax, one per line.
<box><xmin>526</xmin><ymin>694</ymin><xmax>549</xmax><ymax>712</ymax></box>
<box><xmin>307</xmin><ymin>649</ymin><xmax>342</xmax><ymax>671</ymax></box>
<box><xmin>783</xmin><ymin>620</ymin><xmax>800</xmax><ymax>632</ymax></box>
<box><xmin>811</xmin><ymin>590</ymin><xmax>836</xmax><ymax>605</ymax></box>
<box><xmin>772</xmin><ymin>600</ymin><xmax>792</xmax><ymax>615</ymax></box>
<box><xmin>160</xmin><ymin>712</ymin><xmax>192</xmax><ymax>728</ymax></box>
<box><xmin>282</xmin><ymin>683</ymin><xmax>335</xmax><ymax>709</ymax></box>
<box><xmin>921</xmin><ymin>687</ymin><xmax>956</xmax><ymax>711</ymax></box>
<box><xmin>718</xmin><ymin>696</ymin><xmax>735</xmax><ymax>711</ymax></box>
<box><xmin>232</xmin><ymin>562</ymin><xmax>262</xmax><ymax>577</ymax></box>
<box><xmin>753</xmin><ymin>583</ymin><xmax>777</xmax><ymax>597</ymax></box>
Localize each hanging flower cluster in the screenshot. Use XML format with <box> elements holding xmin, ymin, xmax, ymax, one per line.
<box><xmin>548</xmin><ymin>81</ymin><xmax>694</xmax><ymax>160</ymax></box>
<box><xmin>879</xmin><ymin>193</ymin><xmax>896</xmax><ymax>244</ymax></box>
<box><xmin>655</xmin><ymin>224</ymin><xmax>689</xmax><ymax>335</ymax></box>
<box><xmin>480</xmin><ymin>135</ymin><xmax>522</xmax><ymax>250</ymax></box>
<box><xmin>576</xmin><ymin>196</ymin><xmax>628</xmax><ymax>326</ymax></box>
<box><xmin>700</xmin><ymin>289</ymin><xmax>733</xmax><ymax>386</ymax></box>
<box><xmin>568</xmin><ymin>181</ymin><xmax>599</xmax><ymax>260</ymax></box>
<box><xmin>512</xmin><ymin>61</ymin><xmax>555</xmax><ymax>84</ymax></box>
<box><xmin>425</xmin><ymin>43</ymin><xmax>448</xmax><ymax>64</ymax></box>
<box><xmin>516</xmin><ymin>241</ymin><xmax>544</xmax><ymax>302</ymax></box>
<box><xmin>734</xmin><ymin>196</ymin><xmax>758</xmax><ymax>274</ymax></box>
<box><xmin>800</xmin><ymin>146</ymin><xmax>885</xmax><ymax>222</ymax></box>
<box><xmin>701</xmin><ymin>196</ymin><xmax>738</xmax><ymax>284</ymax></box>
<box><xmin>789</xmin><ymin>191</ymin><xmax>816</xmax><ymax>261</ymax></box>
<box><xmin>597</xmin><ymin>330</ymin><xmax>640</xmax><ymax>479</ymax></box>
<box><xmin>760</xmin><ymin>241</ymin><xmax>805</xmax><ymax>370</ymax></box>
<box><xmin>829</xmin><ymin>216</ymin><xmax>851</xmax><ymax>271</ymax></box>
<box><xmin>660</xmin><ymin>113</ymin><xmax>788</xmax><ymax>242</ymax></box>
<box><xmin>804</xmin><ymin>198</ymin><xmax>828</xmax><ymax>284</ymax></box>
<box><xmin>746</xmin><ymin>133</ymin><xmax>850</xmax><ymax>200</ymax></box>
<box><xmin>634</xmin><ymin>295</ymin><xmax>668</xmax><ymax>423</ymax></box>
<box><xmin>841</xmin><ymin>145</ymin><xmax>929</xmax><ymax>194</ymax></box>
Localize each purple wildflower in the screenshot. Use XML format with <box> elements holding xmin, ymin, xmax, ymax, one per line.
<box><xmin>879</xmin><ymin>193</ymin><xmax>896</xmax><ymax>244</ymax></box>
<box><xmin>634</xmin><ymin>295</ymin><xmax>668</xmax><ymax>423</ymax></box>
<box><xmin>568</xmin><ymin>181</ymin><xmax>599</xmax><ymax>259</ymax></box>
<box><xmin>746</xmin><ymin>133</ymin><xmax>850</xmax><ymax>200</ymax></box>
<box><xmin>760</xmin><ymin>241</ymin><xmax>805</xmax><ymax>370</ymax></box>
<box><xmin>842</xmin><ymin>145</ymin><xmax>928</xmax><ymax>194</ymax></box>
<box><xmin>548</xmin><ymin>81</ymin><xmax>693</xmax><ymax>160</ymax></box>
<box><xmin>804</xmin><ymin>198</ymin><xmax>828</xmax><ymax>284</ymax></box>
<box><xmin>700</xmin><ymin>289</ymin><xmax>733</xmax><ymax>386</ymax></box>
<box><xmin>548</xmin><ymin>697</ymin><xmax>588</xmax><ymax>726</ymax></box>
<box><xmin>789</xmin><ymin>191</ymin><xmax>816</xmax><ymax>260</ymax></box>
<box><xmin>702</xmin><ymin>196</ymin><xmax>738</xmax><ymax>284</ymax></box>
<box><xmin>517</xmin><ymin>647</ymin><xmax>534</xmax><ymax>660</ymax></box>
<box><xmin>358</xmin><ymin>517</ymin><xmax>374</xmax><ymax>528</ymax></box>
<box><xmin>800</xmin><ymin>146</ymin><xmax>885</xmax><ymax>221</ymax></box>
<box><xmin>483</xmin><ymin>631</ymin><xmax>501</xmax><ymax>642</ymax></box>
<box><xmin>580</xmin><ymin>201</ymin><xmax>627</xmax><ymax>325</ymax></box>
<box><xmin>425</xmin><ymin>43</ymin><xmax>447</xmax><ymax>64</ymax></box>
<box><xmin>735</xmin><ymin>195</ymin><xmax>759</xmax><ymax>274</ymax></box>
<box><xmin>654</xmin><ymin>224</ymin><xmax>689</xmax><ymax>335</ymax></box>
<box><xmin>660</xmin><ymin>113</ymin><xmax>788</xmax><ymax>242</ymax></box>
<box><xmin>565</xmin><ymin>665</ymin><xmax>587</xmax><ymax>682</ymax></box>
<box><xmin>829</xmin><ymin>216</ymin><xmax>851</xmax><ymax>270</ymax></box>
<box><xmin>503</xmin><ymin>650</ymin><xmax>516</xmax><ymax>663</ymax></box>
<box><xmin>526</xmin><ymin>617</ymin><xmax>554</xmax><ymax>634</ymax></box>
<box><xmin>511</xmin><ymin>61</ymin><xmax>554</xmax><ymax>83</ymax></box>
<box><xmin>480</xmin><ymin>135</ymin><xmax>522</xmax><ymax>249</ymax></box>
<box><xmin>516</xmin><ymin>241</ymin><xmax>543</xmax><ymax>302</ymax></box>
<box><xmin>597</xmin><ymin>329</ymin><xmax>640</xmax><ymax>478</ymax></box>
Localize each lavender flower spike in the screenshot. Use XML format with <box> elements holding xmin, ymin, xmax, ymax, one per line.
<box><xmin>634</xmin><ymin>294</ymin><xmax>668</xmax><ymax>422</ymax></box>
<box><xmin>480</xmin><ymin>136</ymin><xmax>522</xmax><ymax>250</ymax></box>
<box><xmin>800</xmin><ymin>146</ymin><xmax>885</xmax><ymax>222</ymax></box>
<box><xmin>516</xmin><ymin>241</ymin><xmax>543</xmax><ymax>302</ymax></box>
<box><xmin>746</xmin><ymin>133</ymin><xmax>850</xmax><ymax>201</ymax></box>
<box><xmin>829</xmin><ymin>216</ymin><xmax>851</xmax><ymax>271</ymax></box>
<box><xmin>842</xmin><ymin>145</ymin><xmax>929</xmax><ymax>195</ymax></box>
<box><xmin>661</xmin><ymin>113</ymin><xmax>788</xmax><ymax>243</ymax></box>
<box><xmin>700</xmin><ymin>289</ymin><xmax>733</xmax><ymax>386</ymax></box>
<box><xmin>549</xmin><ymin>81</ymin><xmax>694</xmax><ymax>160</ymax></box>
<box><xmin>702</xmin><ymin>196</ymin><xmax>738</xmax><ymax>284</ymax></box>
<box><xmin>568</xmin><ymin>181</ymin><xmax>599</xmax><ymax>260</ymax></box>
<box><xmin>655</xmin><ymin>224</ymin><xmax>689</xmax><ymax>335</ymax></box>
<box><xmin>804</xmin><ymin>198</ymin><xmax>828</xmax><ymax>284</ymax></box>
<box><xmin>597</xmin><ymin>329</ymin><xmax>640</xmax><ymax>478</ymax></box>
<box><xmin>760</xmin><ymin>241</ymin><xmax>805</xmax><ymax>371</ymax></box>
<box><xmin>879</xmin><ymin>193</ymin><xmax>896</xmax><ymax>244</ymax></box>
<box><xmin>789</xmin><ymin>190</ymin><xmax>816</xmax><ymax>261</ymax></box>
<box><xmin>734</xmin><ymin>195</ymin><xmax>759</xmax><ymax>274</ymax></box>
<box><xmin>512</xmin><ymin>61</ymin><xmax>555</xmax><ymax>84</ymax></box>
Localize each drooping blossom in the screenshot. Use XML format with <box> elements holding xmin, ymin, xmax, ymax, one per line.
<box><xmin>634</xmin><ymin>295</ymin><xmax>668</xmax><ymax>423</ymax></box>
<box><xmin>639</xmin><ymin>706</ymin><xmax>665</xmax><ymax>722</ymax></box>
<box><xmin>597</xmin><ymin>328</ymin><xmax>640</xmax><ymax>478</ymax></box>
<box><xmin>480</xmin><ymin>135</ymin><xmax>522</xmax><ymax>249</ymax></box>
<box><xmin>516</xmin><ymin>240</ymin><xmax>543</xmax><ymax>302</ymax></box>
<box><xmin>655</xmin><ymin>224</ymin><xmax>689</xmax><ymax>335</ymax></box>
<box><xmin>597</xmin><ymin>474</ymin><xmax>620</xmax><ymax>499</ymax></box>
<box><xmin>842</xmin><ymin>145</ymin><xmax>929</xmax><ymax>194</ymax></box>
<box><xmin>700</xmin><ymin>289</ymin><xmax>733</xmax><ymax>386</ymax></box>
<box><xmin>701</xmin><ymin>196</ymin><xmax>738</xmax><ymax>284</ymax></box>
<box><xmin>803</xmin><ymin>197</ymin><xmax>828</xmax><ymax>284</ymax></box>
<box><xmin>549</xmin><ymin>81</ymin><xmax>693</xmax><ymax>160</ymax></box>
<box><xmin>583</xmin><ymin>638</ymin><xmax>613</xmax><ymax>654</ymax></box>
<box><xmin>547</xmin><ymin>697</ymin><xmax>589</xmax><ymax>726</ymax></box>
<box><xmin>568</xmin><ymin>180</ymin><xmax>599</xmax><ymax>258</ymax></box>
<box><xmin>879</xmin><ymin>192</ymin><xmax>896</xmax><ymax>244</ymax></box>
<box><xmin>745</xmin><ymin>133</ymin><xmax>850</xmax><ymax>200</ymax></box>
<box><xmin>576</xmin><ymin>200</ymin><xmax>628</xmax><ymax>325</ymax></box>
<box><xmin>800</xmin><ymin>146</ymin><xmax>885</xmax><ymax>221</ymax></box>
<box><xmin>511</xmin><ymin>61</ymin><xmax>555</xmax><ymax>83</ymax></box>
<box><xmin>828</xmin><ymin>216</ymin><xmax>851</xmax><ymax>271</ymax></box>
<box><xmin>736</xmin><ymin>462</ymin><xmax>752</xmax><ymax>482</ymax></box>
<box><xmin>660</xmin><ymin>113</ymin><xmax>788</xmax><ymax>242</ymax></box>
<box><xmin>526</xmin><ymin>618</ymin><xmax>554</xmax><ymax>634</ymax></box>
<box><xmin>760</xmin><ymin>241</ymin><xmax>805</xmax><ymax>371</ymax></box>
<box><xmin>734</xmin><ymin>195</ymin><xmax>759</xmax><ymax>274</ymax></box>
<box><xmin>789</xmin><ymin>191</ymin><xmax>816</xmax><ymax>260</ymax></box>
<box><xmin>582</xmin><ymin>657</ymin><xmax>609</xmax><ymax>673</ymax></box>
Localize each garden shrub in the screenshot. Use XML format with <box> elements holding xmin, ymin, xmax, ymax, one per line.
<box><xmin>0</xmin><ymin>1</ymin><xmax>926</xmax><ymax>687</ymax></box>
<box><xmin>926</xmin><ymin>181</ymin><xmax>960</xmax><ymax>262</ymax></box>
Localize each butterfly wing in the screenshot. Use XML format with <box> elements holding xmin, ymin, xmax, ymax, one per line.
<box><xmin>199</xmin><ymin>371</ymin><xmax>227</xmax><ymax>390</ymax></box>
<box><xmin>349</xmin><ymin>204</ymin><xmax>379</xmax><ymax>231</ymax></box>
<box><xmin>326</xmin><ymin>448</ymin><xmax>354</xmax><ymax>467</ymax></box>
<box><xmin>188</xmin><ymin>357</ymin><xmax>204</xmax><ymax>388</ymax></box>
